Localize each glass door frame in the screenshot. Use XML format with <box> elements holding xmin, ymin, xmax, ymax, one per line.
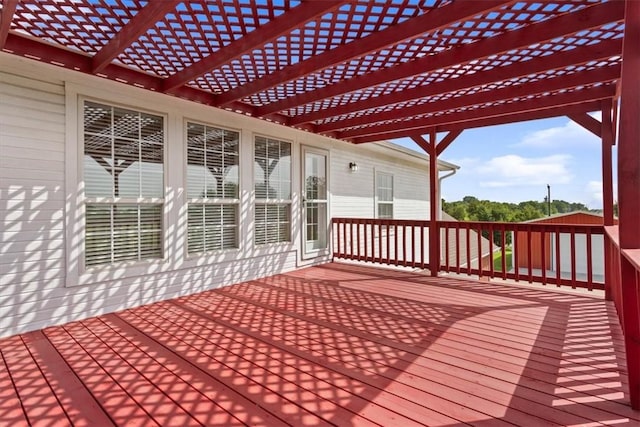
<box><xmin>301</xmin><ymin>146</ymin><xmax>330</xmax><ymax>260</ymax></box>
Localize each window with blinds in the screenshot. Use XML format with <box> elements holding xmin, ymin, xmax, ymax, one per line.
<box><xmin>186</xmin><ymin>122</ymin><xmax>239</xmax><ymax>254</ymax></box>
<box><xmin>254</xmin><ymin>136</ymin><xmax>291</xmax><ymax>245</ymax></box>
<box><xmin>83</xmin><ymin>101</ymin><xmax>164</xmax><ymax>267</ymax></box>
<box><xmin>376</xmin><ymin>171</ymin><xmax>394</xmax><ymax>219</ymax></box>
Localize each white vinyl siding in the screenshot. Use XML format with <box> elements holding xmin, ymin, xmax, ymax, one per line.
<box><xmin>83</xmin><ymin>101</ymin><xmax>164</xmax><ymax>266</ymax></box>
<box><xmin>0</xmin><ymin>57</ymin><xmax>440</xmax><ymax>338</ymax></box>
<box><xmin>186</xmin><ymin>122</ymin><xmax>239</xmax><ymax>254</ymax></box>
<box><xmin>254</xmin><ymin>136</ymin><xmax>291</xmax><ymax>245</ymax></box>
<box><xmin>376</xmin><ymin>171</ymin><xmax>394</xmax><ymax>219</ymax></box>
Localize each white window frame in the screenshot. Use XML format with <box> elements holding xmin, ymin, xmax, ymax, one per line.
<box><xmin>375</xmin><ymin>170</ymin><xmax>394</xmax><ymax>219</ymax></box>
<box><xmin>65</xmin><ymin>85</ymin><xmax>170</xmax><ymax>287</ymax></box>
<box><xmin>82</xmin><ymin>100</ymin><xmax>165</xmax><ymax>268</ymax></box>
<box><xmin>185</xmin><ymin>120</ymin><xmax>241</xmax><ymax>256</ymax></box>
<box><xmin>253</xmin><ymin>134</ymin><xmax>292</xmax><ymax>246</ymax></box>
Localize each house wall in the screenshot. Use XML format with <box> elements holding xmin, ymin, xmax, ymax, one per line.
<box><xmin>0</xmin><ymin>54</ymin><xmax>434</xmax><ymax>337</ymax></box>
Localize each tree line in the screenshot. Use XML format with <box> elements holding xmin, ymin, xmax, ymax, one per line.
<box><xmin>442</xmin><ymin>196</ymin><xmax>606</xmax><ymax>223</ymax></box>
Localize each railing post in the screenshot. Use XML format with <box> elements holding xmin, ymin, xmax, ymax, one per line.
<box><xmin>618</xmin><ymin>0</ymin><xmax>640</xmax><ymax>409</ymax></box>
<box><xmin>428</xmin><ymin>129</ymin><xmax>440</xmax><ymax>277</ymax></box>
<box><xmin>602</xmin><ymin>99</ymin><xmax>615</xmax><ymax>300</ymax></box>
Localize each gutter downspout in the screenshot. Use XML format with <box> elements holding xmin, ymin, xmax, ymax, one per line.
<box><xmin>438</xmin><ymin>167</ymin><xmax>458</xmax><ymax>220</ymax></box>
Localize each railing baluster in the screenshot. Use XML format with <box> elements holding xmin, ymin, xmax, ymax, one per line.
<box><xmin>444</xmin><ymin>223</ymin><xmax>450</xmax><ymax>271</ymax></box>
<box><xmin>394</xmin><ymin>223</ymin><xmax>399</xmax><ymax>266</ymax></box>
<box><xmin>477</xmin><ymin>224</ymin><xmax>482</xmax><ymax>277</ymax></box>
<box><xmin>356</xmin><ymin>220</ymin><xmax>361</xmax><ymax>260</ymax></box>
<box><xmin>555</xmin><ymin>226</ymin><xmax>561</xmax><ymax>286</ymax></box>
<box><xmin>501</xmin><ymin>225</ymin><xmax>507</xmax><ymax>280</ymax></box>
<box><xmin>587</xmin><ymin>227</ymin><xmax>593</xmax><ymax>290</ymax></box>
<box><xmin>527</xmin><ymin>226</ymin><xmax>533</xmax><ymax>283</ymax></box>
<box><xmin>455</xmin><ymin>225</ymin><xmax>461</xmax><ymax>274</ymax></box>
<box><xmin>511</xmin><ymin>226</ymin><xmax>522</xmax><ymax>281</ymax></box>
<box><xmin>420</xmin><ymin>223</ymin><xmax>425</xmax><ymax>268</ymax></box>
<box><xmin>410</xmin><ymin>224</ymin><xmax>415</xmax><ymax>267</ymax></box>
<box><xmin>466</xmin><ymin>223</ymin><xmax>471</xmax><ymax>275</ymax></box>
<box><xmin>488</xmin><ymin>224</ymin><xmax>494</xmax><ymax>278</ymax></box>
<box><xmin>570</xmin><ymin>227</ymin><xmax>577</xmax><ymax>288</ymax></box>
<box><xmin>541</xmin><ymin>227</ymin><xmax>547</xmax><ymax>286</ymax></box>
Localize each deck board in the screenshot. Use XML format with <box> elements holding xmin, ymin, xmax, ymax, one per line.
<box><xmin>0</xmin><ymin>262</ymin><xmax>638</xmax><ymax>426</ymax></box>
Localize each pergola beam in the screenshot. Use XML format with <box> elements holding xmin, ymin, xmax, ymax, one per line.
<box><xmin>319</xmin><ymin>64</ymin><xmax>619</xmax><ymax>134</ymax></box>
<box><xmin>290</xmin><ymin>37</ymin><xmax>622</xmax><ymax>127</ymax></box>
<box><xmin>92</xmin><ymin>1</ymin><xmax>181</xmax><ymax>74</ymax></box>
<box><xmin>4</xmin><ymin>33</ymin><xmax>308</xmax><ymax>131</ymax></box>
<box><xmin>351</xmin><ymin>100</ymin><xmax>604</xmax><ymax>144</ymax></box>
<box><xmin>567</xmin><ymin>113</ymin><xmax>602</xmax><ymax>138</ymax></box>
<box><xmin>216</xmin><ymin>0</ymin><xmax>513</xmax><ymax>109</ymax></box>
<box><xmin>0</xmin><ymin>0</ymin><xmax>18</xmax><ymax>49</ymax></box>
<box><xmin>162</xmin><ymin>1</ymin><xmax>343</xmax><ymax>92</ymax></box>
<box><xmin>253</xmin><ymin>1</ymin><xmax>624</xmax><ymax>119</ymax></box>
<box><xmin>340</xmin><ymin>84</ymin><xmax>615</xmax><ymax>140</ymax></box>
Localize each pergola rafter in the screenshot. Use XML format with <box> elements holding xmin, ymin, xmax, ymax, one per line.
<box><xmin>0</xmin><ymin>0</ymin><xmax>625</xmax><ymax>141</ymax></box>
<box><xmin>225</xmin><ymin>0</ymin><xmax>513</xmax><ymax>112</ymax></box>
<box><xmin>348</xmin><ymin>86</ymin><xmax>614</xmax><ymax>143</ymax></box>
<box><xmin>162</xmin><ymin>1</ymin><xmax>343</xmax><ymax>93</ymax></box>
<box><xmin>2</xmin><ymin>33</ymin><xmax>309</xmax><ymax>131</ymax></box>
<box><xmin>318</xmin><ymin>64</ymin><xmax>620</xmax><ymax>134</ymax></box>
<box><xmin>289</xmin><ymin>37</ymin><xmax>623</xmax><ymax>127</ymax></box>
<box><xmin>91</xmin><ymin>1</ymin><xmax>182</xmax><ymax>74</ymax></box>
<box><xmin>253</xmin><ymin>1</ymin><xmax>624</xmax><ymax>122</ymax></box>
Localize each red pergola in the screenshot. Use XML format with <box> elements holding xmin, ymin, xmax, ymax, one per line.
<box><xmin>1</xmin><ymin>0</ymin><xmax>638</xmax><ymax>409</ymax></box>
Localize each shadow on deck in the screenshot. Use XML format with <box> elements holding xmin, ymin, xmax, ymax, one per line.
<box><xmin>1</xmin><ymin>262</ymin><xmax>638</xmax><ymax>426</ymax></box>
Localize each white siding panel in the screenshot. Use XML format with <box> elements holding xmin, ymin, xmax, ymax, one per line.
<box><xmin>0</xmin><ymin>57</ymin><xmax>445</xmax><ymax>338</ymax></box>
<box><xmin>0</xmin><ymin>70</ymin><xmax>71</xmax><ymax>336</ymax></box>
<box><xmin>0</xmin><ymin>250</ymin><xmax>298</xmax><ymax>336</ymax></box>
<box><xmin>330</xmin><ymin>143</ymin><xmax>431</xmax><ymax>220</ymax></box>
<box><xmin>1</xmin><ymin>145</ymin><xmax>65</xmax><ymax>162</ymax></box>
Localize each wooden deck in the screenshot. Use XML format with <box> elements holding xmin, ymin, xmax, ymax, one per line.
<box><xmin>1</xmin><ymin>263</ymin><xmax>638</xmax><ymax>426</ymax></box>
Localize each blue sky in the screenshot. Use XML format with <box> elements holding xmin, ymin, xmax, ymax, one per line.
<box><xmin>392</xmin><ymin>112</ymin><xmax>615</xmax><ymax>209</ymax></box>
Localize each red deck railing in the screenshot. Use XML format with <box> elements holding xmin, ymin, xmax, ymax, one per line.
<box><xmin>332</xmin><ymin>218</ymin><xmax>605</xmax><ymax>291</ymax></box>
<box><xmin>332</xmin><ymin>218</ymin><xmax>430</xmax><ymax>269</ymax></box>
<box><xmin>605</xmin><ymin>226</ymin><xmax>640</xmax><ymax>409</ymax></box>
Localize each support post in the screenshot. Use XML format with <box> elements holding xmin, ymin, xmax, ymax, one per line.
<box><xmin>428</xmin><ymin>129</ymin><xmax>440</xmax><ymax>277</ymax></box>
<box><xmin>602</xmin><ymin>99</ymin><xmax>615</xmax><ymax>301</ymax></box>
<box><xmin>618</xmin><ymin>0</ymin><xmax>640</xmax><ymax>410</ymax></box>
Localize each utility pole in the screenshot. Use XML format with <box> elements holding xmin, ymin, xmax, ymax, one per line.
<box><xmin>547</xmin><ymin>184</ymin><xmax>551</xmax><ymax>216</ymax></box>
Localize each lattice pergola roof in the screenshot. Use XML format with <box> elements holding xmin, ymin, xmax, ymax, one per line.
<box><xmin>0</xmin><ymin>0</ymin><xmax>625</xmax><ymax>143</ymax></box>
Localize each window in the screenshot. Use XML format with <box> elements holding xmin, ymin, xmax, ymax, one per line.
<box><xmin>186</xmin><ymin>122</ymin><xmax>239</xmax><ymax>254</ymax></box>
<box><xmin>376</xmin><ymin>171</ymin><xmax>394</xmax><ymax>219</ymax></box>
<box><xmin>83</xmin><ymin>101</ymin><xmax>164</xmax><ymax>266</ymax></box>
<box><xmin>254</xmin><ymin>136</ymin><xmax>291</xmax><ymax>245</ymax></box>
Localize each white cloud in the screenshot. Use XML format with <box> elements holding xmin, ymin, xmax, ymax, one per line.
<box><xmin>514</xmin><ymin>114</ymin><xmax>601</xmax><ymax>148</ymax></box>
<box><xmin>585</xmin><ymin>180</ymin><xmax>617</xmax><ymax>208</ymax></box>
<box><xmin>475</xmin><ymin>154</ymin><xmax>573</xmax><ymax>188</ymax></box>
<box><xmin>586</xmin><ymin>180</ymin><xmax>603</xmax><ymax>204</ymax></box>
<box><xmin>446</xmin><ymin>157</ymin><xmax>480</xmax><ymax>170</ymax></box>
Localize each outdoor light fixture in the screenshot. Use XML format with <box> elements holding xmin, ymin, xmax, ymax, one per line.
<box><xmin>349</xmin><ymin>162</ymin><xmax>358</xmax><ymax>172</ymax></box>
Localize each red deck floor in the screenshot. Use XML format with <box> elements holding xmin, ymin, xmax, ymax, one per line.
<box><xmin>1</xmin><ymin>263</ymin><xmax>638</xmax><ymax>426</ymax></box>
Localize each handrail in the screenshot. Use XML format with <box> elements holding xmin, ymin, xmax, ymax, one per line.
<box><xmin>332</xmin><ymin>217</ymin><xmax>605</xmax><ymax>291</ymax></box>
